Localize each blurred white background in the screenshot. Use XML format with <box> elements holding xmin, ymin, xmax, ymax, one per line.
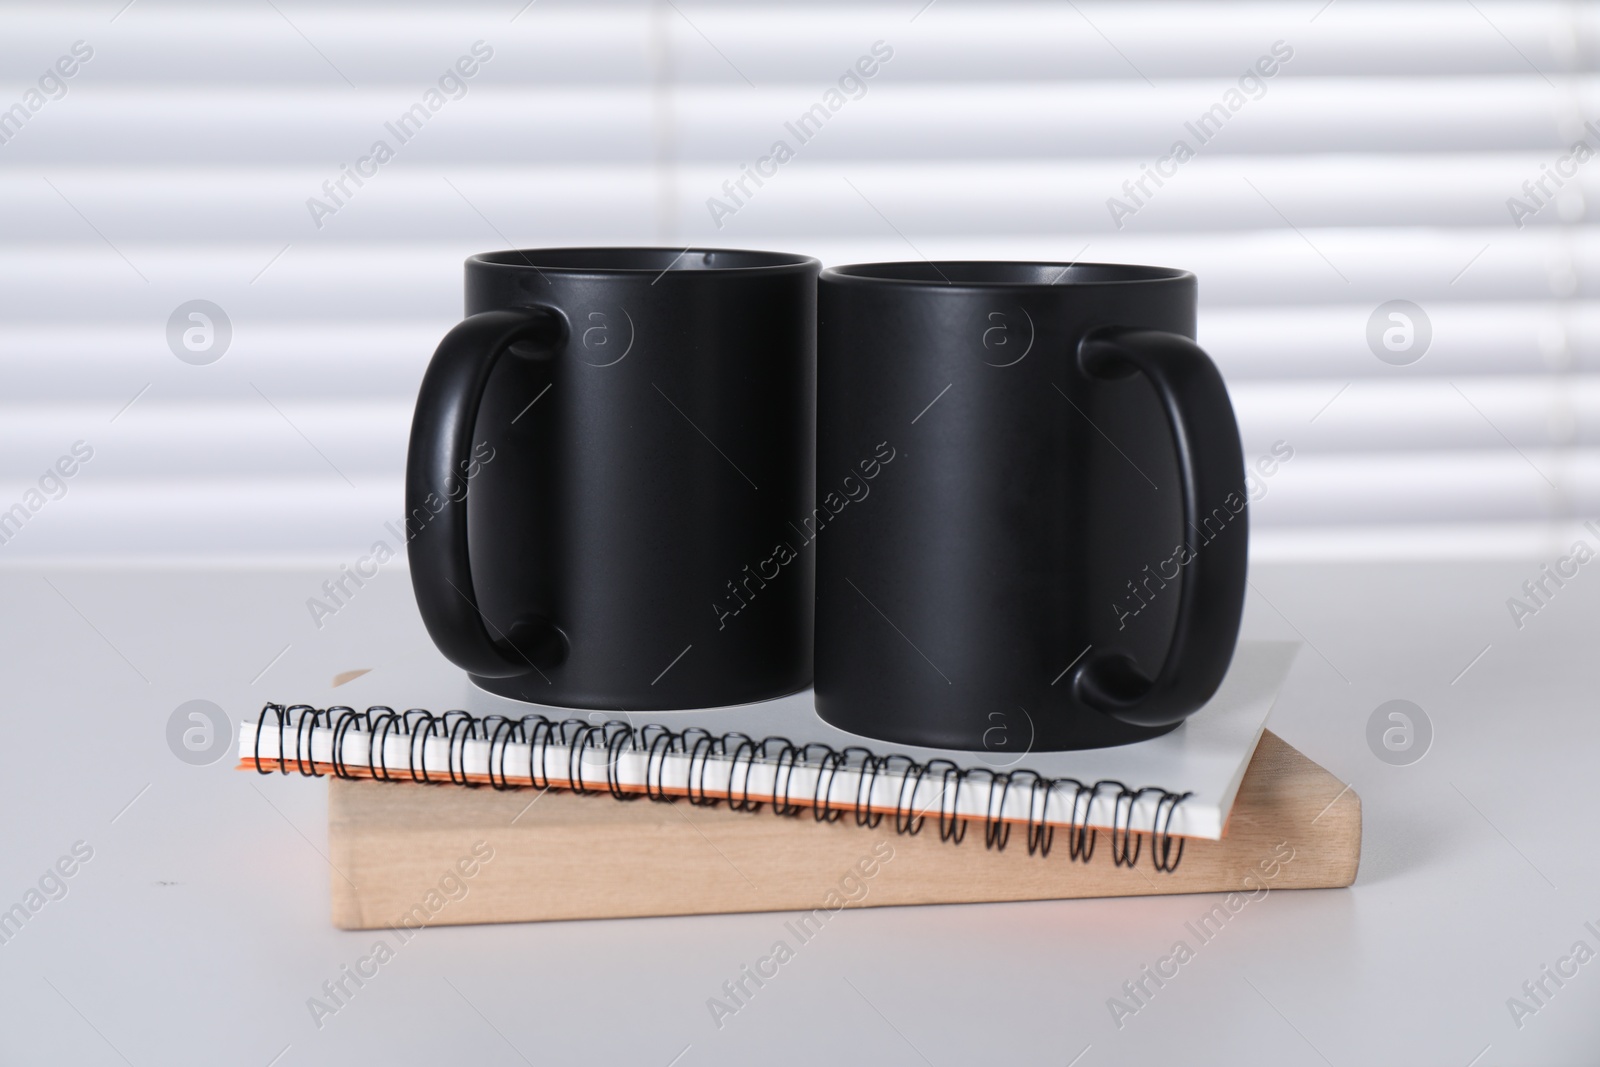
<box><xmin>1</xmin><ymin>0</ymin><xmax>1595</xmax><ymax>563</ymax></box>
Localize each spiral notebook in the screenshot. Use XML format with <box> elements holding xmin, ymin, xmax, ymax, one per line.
<box><xmin>239</xmin><ymin>641</ymin><xmax>1297</xmax><ymax>859</ymax></box>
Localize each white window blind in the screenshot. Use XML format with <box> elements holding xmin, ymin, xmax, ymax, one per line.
<box><xmin>0</xmin><ymin>0</ymin><xmax>1592</xmax><ymax>561</ymax></box>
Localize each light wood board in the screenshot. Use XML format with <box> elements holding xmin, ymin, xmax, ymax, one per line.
<box><xmin>328</xmin><ymin>730</ymin><xmax>1359</xmax><ymax>928</ymax></box>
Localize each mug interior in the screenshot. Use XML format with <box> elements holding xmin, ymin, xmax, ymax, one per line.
<box><xmin>472</xmin><ymin>247</ymin><xmax>816</xmax><ymax>273</ymax></box>
<box><xmin>824</xmin><ymin>260</ymin><xmax>1191</xmax><ymax>286</ymax></box>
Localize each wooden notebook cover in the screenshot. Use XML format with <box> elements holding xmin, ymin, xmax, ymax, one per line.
<box><xmin>327</xmin><ymin>730</ymin><xmax>1359</xmax><ymax>928</ymax></box>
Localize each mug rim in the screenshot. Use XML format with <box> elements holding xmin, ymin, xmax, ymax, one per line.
<box><xmin>822</xmin><ymin>260</ymin><xmax>1194</xmax><ymax>289</ymax></box>
<box><xmin>469</xmin><ymin>246</ymin><xmax>820</xmax><ymax>276</ymax></box>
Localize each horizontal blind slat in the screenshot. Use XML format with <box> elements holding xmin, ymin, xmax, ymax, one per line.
<box><xmin>0</xmin><ymin>157</ymin><xmax>1589</xmax><ymax>241</ymax></box>
<box><xmin>0</xmin><ymin>235</ymin><xmax>1584</xmax><ymax>322</ymax></box>
<box><xmin>0</xmin><ymin>80</ymin><xmax>1588</xmax><ymax>164</ymax></box>
<box><xmin>2</xmin><ymin>3</ymin><xmax>1591</xmax><ymax>84</ymax></box>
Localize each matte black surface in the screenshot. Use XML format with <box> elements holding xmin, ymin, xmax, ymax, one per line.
<box><xmin>815</xmin><ymin>261</ymin><xmax>1247</xmax><ymax>751</ymax></box>
<box><xmin>407</xmin><ymin>248</ymin><xmax>818</xmax><ymax>710</ymax></box>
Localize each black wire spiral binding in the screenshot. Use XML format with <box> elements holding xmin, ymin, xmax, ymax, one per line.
<box><xmin>251</xmin><ymin>703</ymin><xmax>1193</xmax><ymax>871</ymax></box>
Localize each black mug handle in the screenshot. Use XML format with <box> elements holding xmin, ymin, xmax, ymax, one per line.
<box><xmin>1071</xmin><ymin>326</ymin><xmax>1248</xmax><ymax>727</ymax></box>
<box><xmin>406</xmin><ymin>306</ymin><xmax>568</xmax><ymax>679</ymax></box>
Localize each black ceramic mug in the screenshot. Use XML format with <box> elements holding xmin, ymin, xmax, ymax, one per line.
<box><xmin>815</xmin><ymin>261</ymin><xmax>1247</xmax><ymax>751</ymax></box>
<box><xmin>407</xmin><ymin>247</ymin><xmax>818</xmax><ymax>709</ymax></box>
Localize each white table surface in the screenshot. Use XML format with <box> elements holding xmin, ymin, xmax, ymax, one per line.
<box><xmin>1</xmin><ymin>558</ymin><xmax>1597</xmax><ymax>1065</ymax></box>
